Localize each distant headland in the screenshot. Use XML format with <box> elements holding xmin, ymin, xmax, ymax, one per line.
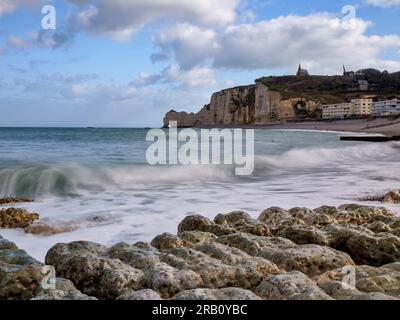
<box><xmin>164</xmin><ymin>66</ymin><xmax>400</xmax><ymax>128</ymax></box>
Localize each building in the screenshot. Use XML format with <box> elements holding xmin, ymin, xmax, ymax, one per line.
<box><xmin>358</xmin><ymin>80</ymin><xmax>369</xmax><ymax>91</ymax></box>
<box><xmin>296</xmin><ymin>64</ymin><xmax>309</xmax><ymax>77</ymax></box>
<box><xmin>322</xmin><ymin>103</ymin><xmax>352</xmax><ymax>119</ymax></box>
<box><xmin>322</xmin><ymin>99</ymin><xmax>372</xmax><ymax>119</ymax></box>
<box><xmin>343</xmin><ymin>65</ymin><xmax>355</xmax><ymax>77</ymax></box>
<box><xmin>372</xmin><ymin>99</ymin><xmax>400</xmax><ymax>116</ymax></box>
<box><xmin>351</xmin><ymin>98</ymin><xmax>372</xmax><ymax>116</ymax></box>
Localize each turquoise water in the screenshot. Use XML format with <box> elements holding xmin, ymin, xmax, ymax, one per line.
<box><xmin>0</xmin><ymin>128</ymin><xmax>399</xmax><ymax>261</ymax></box>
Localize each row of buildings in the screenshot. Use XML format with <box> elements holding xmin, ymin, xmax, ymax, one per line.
<box><xmin>322</xmin><ymin>99</ymin><xmax>400</xmax><ymax>120</ymax></box>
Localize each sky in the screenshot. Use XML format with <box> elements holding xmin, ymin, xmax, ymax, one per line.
<box><xmin>0</xmin><ymin>0</ymin><xmax>400</xmax><ymax>127</ymax></box>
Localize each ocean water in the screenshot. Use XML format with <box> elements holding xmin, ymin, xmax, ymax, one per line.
<box><xmin>0</xmin><ymin>127</ymin><xmax>399</xmax><ymax>261</ymax></box>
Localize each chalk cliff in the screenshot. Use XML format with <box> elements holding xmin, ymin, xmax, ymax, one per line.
<box><xmin>163</xmin><ymin>81</ymin><xmax>321</xmax><ymax>127</ymax></box>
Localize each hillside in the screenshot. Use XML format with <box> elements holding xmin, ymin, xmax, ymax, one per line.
<box><xmin>256</xmin><ymin>69</ymin><xmax>400</xmax><ymax>104</ymax></box>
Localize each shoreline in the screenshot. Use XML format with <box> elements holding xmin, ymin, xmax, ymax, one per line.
<box><xmin>192</xmin><ymin>118</ymin><xmax>400</xmax><ymax>137</ymax></box>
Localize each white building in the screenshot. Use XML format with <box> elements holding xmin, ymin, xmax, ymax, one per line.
<box><xmin>322</xmin><ymin>103</ymin><xmax>352</xmax><ymax>119</ymax></box>
<box><xmin>372</xmin><ymin>99</ymin><xmax>400</xmax><ymax>116</ymax></box>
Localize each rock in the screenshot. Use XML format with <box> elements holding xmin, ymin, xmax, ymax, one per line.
<box><xmin>365</xmin><ymin>221</ymin><xmax>392</xmax><ymax>234</ymax></box>
<box><xmin>314</xmin><ymin>206</ymin><xmax>340</xmax><ymax>215</ymax></box>
<box><xmin>45</xmin><ymin>241</ymin><xmax>146</xmax><ymax>299</ymax></box>
<box><xmin>144</xmin><ymin>262</ymin><xmax>203</xmax><ymax>299</ymax></box>
<box><xmin>117</xmin><ymin>289</ymin><xmax>162</xmax><ymax>300</ymax></box>
<box><xmin>179</xmin><ymin>231</ymin><xmax>218</xmax><ymax>248</ymax></box>
<box><xmin>0</xmin><ymin>198</ymin><xmax>34</xmax><ymax>205</ymax></box>
<box><xmin>276</xmin><ymin>225</ymin><xmax>328</xmax><ymax>246</ymax></box>
<box><xmin>151</xmin><ymin>233</ymin><xmax>184</xmax><ymax>251</ymax></box>
<box><xmin>255</xmin><ymin>271</ymin><xmax>333</xmax><ymax>300</ymax></box>
<box><xmin>32</xmin><ymin>278</ymin><xmax>97</xmax><ymax>300</ymax></box>
<box><xmin>288</xmin><ymin>207</ymin><xmax>314</xmax><ymax>220</ymax></box>
<box><xmin>382</xmin><ymin>262</ymin><xmax>400</xmax><ymax>272</ymax></box>
<box><xmin>336</xmin><ymin>204</ymin><xmax>397</xmax><ymax>224</ymax></box>
<box><xmin>24</xmin><ymin>221</ymin><xmax>78</xmax><ymax>236</ymax></box>
<box><xmin>383</xmin><ymin>190</ymin><xmax>400</xmax><ymax>204</ymax></box>
<box><xmin>217</xmin><ymin>233</ymin><xmax>353</xmax><ymax>277</ymax></box>
<box><xmin>0</xmin><ymin>208</ymin><xmax>39</xmax><ymax>229</ymax></box>
<box><xmin>349</xmin><ymin>292</ymin><xmax>398</xmax><ymax>300</ymax></box>
<box><xmin>346</xmin><ymin>232</ymin><xmax>400</xmax><ymax>266</ymax></box>
<box><xmin>314</xmin><ymin>265</ymin><xmax>400</xmax><ymax>299</ymax></box>
<box><xmin>322</xmin><ymin>224</ymin><xmax>373</xmax><ymax>251</ymax></box>
<box><xmin>107</xmin><ymin>242</ymin><xmax>161</xmax><ymax>269</ymax></box>
<box><xmin>306</xmin><ymin>214</ymin><xmax>338</xmax><ymax>228</ymax></box>
<box><xmin>178</xmin><ymin>215</ymin><xmax>235</xmax><ymax>236</ymax></box>
<box><xmin>0</xmin><ymin>236</ymin><xmax>44</xmax><ymax>300</ymax></box>
<box><xmin>171</xmin><ymin>288</ymin><xmax>262</xmax><ymax>300</ymax></box>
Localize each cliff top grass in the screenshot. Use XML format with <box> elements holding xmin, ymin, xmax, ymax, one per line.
<box><xmin>256</xmin><ymin>69</ymin><xmax>400</xmax><ymax>104</ymax></box>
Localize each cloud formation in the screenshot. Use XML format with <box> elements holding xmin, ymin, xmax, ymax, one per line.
<box><xmin>0</xmin><ymin>0</ymin><xmax>39</xmax><ymax>17</ymax></box>
<box><xmin>153</xmin><ymin>14</ymin><xmax>400</xmax><ymax>74</ymax></box>
<box><xmin>70</xmin><ymin>0</ymin><xmax>240</xmax><ymax>41</ymax></box>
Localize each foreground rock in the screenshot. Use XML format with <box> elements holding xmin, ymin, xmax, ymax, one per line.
<box><xmin>0</xmin><ymin>208</ymin><xmax>39</xmax><ymax>229</ymax></box>
<box><xmin>0</xmin><ymin>234</ymin><xmax>93</xmax><ymax>300</ymax></box>
<box><xmin>5</xmin><ymin>203</ymin><xmax>400</xmax><ymax>300</ymax></box>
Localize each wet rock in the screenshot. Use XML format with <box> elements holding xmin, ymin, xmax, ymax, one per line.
<box><xmin>178</xmin><ymin>215</ymin><xmax>235</xmax><ymax>236</ymax></box>
<box><xmin>217</xmin><ymin>233</ymin><xmax>353</xmax><ymax>277</ymax></box>
<box><xmin>314</xmin><ymin>206</ymin><xmax>339</xmax><ymax>216</ymax></box>
<box><xmin>322</xmin><ymin>224</ymin><xmax>373</xmax><ymax>251</ymax></box>
<box><xmin>365</xmin><ymin>221</ymin><xmax>392</xmax><ymax>234</ymax></box>
<box><xmin>0</xmin><ymin>198</ymin><xmax>34</xmax><ymax>205</ymax></box>
<box><xmin>0</xmin><ymin>236</ymin><xmax>44</xmax><ymax>299</ymax></box>
<box><xmin>160</xmin><ymin>247</ymin><xmax>264</xmax><ymax>290</ymax></box>
<box><xmin>117</xmin><ymin>289</ymin><xmax>162</xmax><ymax>300</ymax></box>
<box><xmin>107</xmin><ymin>242</ymin><xmax>161</xmax><ymax>269</ymax></box>
<box><xmin>24</xmin><ymin>221</ymin><xmax>78</xmax><ymax>236</ymax></box>
<box><xmin>144</xmin><ymin>261</ymin><xmax>203</xmax><ymax>299</ymax></box>
<box><xmin>382</xmin><ymin>262</ymin><xmax>400</xmax><ymax>272</ymax></box>
<box><xmin>151</xmin><ymin>233</ymin><xmax>184</xmax><ymax>251</ymax></box>
<box><xmin>314</xmin><ymin>265</ymin><xmax>400</xmax><ymax>299</ymax></box>
<box><xmin>171</xmin><ymin>288</ymin><xmax>261</xmax><ymax>300</ymax></box>
<box><xmin>337</xmin><ymin>204</ymin><xmax>397</xmax><ymax>224</ymax></box>
<box><xmin>214</xmin><ymin>211</ymin><xmax>271</xmax><ymax>236</ymax></box>
<box><xmin>346</xmin><ymin>232</ymin><xmax>400</xmax><ymax>266</ymax></box>
<box><xmin>383</xmin><ymin>190</ymin><xmax>400</xmax><ymax>204</ymax></box>
<box><xmin>255</xmin><ymin>271</ymin><xmax>333</xmax><ymax>300</ymax></box>
<box><xmin>32</xmin><ymin>278</ymin><xmax>97</xmax><ymax>300</ymax></box>
<box><xmin>288</xmin><ymin>207</ymin><xmax>314</xmax><ymax>220</ymax></box>
<box><xmin>45</xmin><ymin>241</ymin><xmax>145</xmax><ymax>299</ymax></box>
<box><xmin>276</xmin><ymin>225</ymin><xmax>328</xmax><ymax>246</ymax></box>
<box><xmin>179</xmin><ymin>231</ymin><xmax>217</xmax><ymax>247</ymax></box>
<box><xmin>306</xmin><ymin>214</ymin><xmax>338</xmax><ymax>228</ymax></box>
<box><xmin>0</xmin><ymin>208</ymin><xmax>39</xmax><ymax>229</ymax></box>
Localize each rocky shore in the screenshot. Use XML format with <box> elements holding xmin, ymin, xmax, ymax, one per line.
<box><xmin>1</xmin><ymin>201</ymin><xmax>400</xmax><ymax>300</ymax></box>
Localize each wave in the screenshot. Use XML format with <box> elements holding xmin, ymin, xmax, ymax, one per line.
<box><xmin>1</xmin><ymin>142</ymin><xmax>398</xmax><ymax>198</ymax></box>
<box><xmin>255</xmin><ymin>142</ymin><xmax>398</xmax><ymax>170</ymax></box>
<box><xmin>0</xmin><ymin>164</ymin><xmax>234</xmax><ymax>198</ymax></box>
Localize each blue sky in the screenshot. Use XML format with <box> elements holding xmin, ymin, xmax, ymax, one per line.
<box><xmin>0</xmin><ymin>0</ymin><xmax>399</xmax><ymax>127</ymax></box>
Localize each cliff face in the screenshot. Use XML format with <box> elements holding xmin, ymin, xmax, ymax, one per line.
<box><xmin>164</xmin><ymin>81</ymin><xmax>321</xmax><ymax>127</ymax></box>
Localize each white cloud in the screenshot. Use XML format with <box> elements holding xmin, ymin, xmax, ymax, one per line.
<box><xmin>0</xmin><ymin>0</ymin><xmax>39</xmax><ymax>17</ymax></box>
<box><xmin>154</xmin><ymin>23</ymin><xmax>219</xmax><ymax>70</ymax></box>
<box><xmin>71</xmin><ymin>0</ymin><xmax>240</xmax><ymax>41</ymax></box>
<box><xmin>365</xmin><ymin>0</ymin><xmax>400</xmax><ymax>7</ymax></box>
<box><xmin>154</xmin><ymin>14</ymin><xmax>400</xmax><ymax>74</ymax></box>
<box><xmin>163</xmin><ymin>65</ymin><xmax>217</xmax><ymax>88</ymax></box>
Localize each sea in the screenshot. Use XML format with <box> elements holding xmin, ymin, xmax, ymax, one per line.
<box><xmin>0</xmin><ymin>127</ymin><xmax>399</xmax><ymax>261</ymax></box>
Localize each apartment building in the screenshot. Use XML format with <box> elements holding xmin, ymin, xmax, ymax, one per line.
<box><xmin>322</xmin><ymin>103</ymin><xmax>352</xmax><ymax>119</ymax></box>
<box><xmin>372</xmin><ymin>99</ymin><xmax>400</xmax><ymax>116</ymax></box>
<box><xmin>322</xmin><ymin>99</ymin><xmax>372</xmax><ymax>119</ymax></box>
<box><xmin>351</xmin><ymin>99</ymin><xmax>373</xmax><ymax>116</ymax></box>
